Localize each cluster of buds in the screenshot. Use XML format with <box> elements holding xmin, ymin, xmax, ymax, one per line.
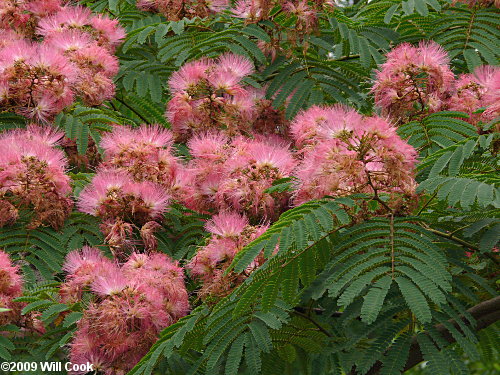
<box><xmin>0</xmin><ymin>126</ymin><xmax>73</xmax><ymax>230</ymax></box>
<box><xmin>372</xmin><ymin>41</ymin><xmax>499</xmax><ymax>129</ymax></box>
<box><xmin>291</xmin><ymin>104</ymin><xmax>418</xmax><ymax>211</ymax></box>
<box><xmin>0</xmin><ymin>1</ymin><xmax>124</xmax><ymax>122</ymax></box>
<box><xmin>62</xmin><ymin>247</ymin><xmax>189</xmax><ymax>375</ymax></box>
<box><xmin>137</xmin><ymin>0</ymin><xmax>229</xmax><ymax>20</ymax></box>
<box><xmin>0</xmin><ymin>251</ymin><xmax>44</xmax><ymax>334</ymax></box>
<box><xmin>232</xmin><ymin>0</ymin><xmax>331</xmax><ymax>56</ymax></box>
<box><xmin>166</xmin><ymin>53</ymin><xmax>287</xmax><ymax>141</ymax></box>
<box><xmin>186</xmin><ymin>212</ymin><xmax>268</xmax><ymax>300</ymax></box>
<box><xmin>186</xmin><ymin>132</ymin><xmax>296</xmax><ymax>221</ymax></box>
<box><xmin>232</xmin><ymin>0</ymin><xmax>327</xmax><ymax>24</ymax></box>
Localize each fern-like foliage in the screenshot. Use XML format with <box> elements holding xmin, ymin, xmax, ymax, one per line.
<box><xmin>1</xmin><ymin>0</ymin><xmax>499</xmax><ymax>373</ymax></box>
<box><xmin>128</xmin><ymin>192</ymin><xmax>496</xmax><ymax>374</ymax></box>
<box><xmin>398</xmin><ymin>111</ymin><xmax>478</xmax><ymax>156</ymax></box>
<box><xmin>0</xmin><ymin>213</ymin><xmax>105</xmax><ymax>286</ymax></box>
<box><xmin>430</xmin><ymin>6</ymin><xmax>500</xmax><ymax>72</ymax></box>
<box><xmin>416</xmin><ymin>132</ymin><xmax>499</xmax><ymax>211</ymax></box>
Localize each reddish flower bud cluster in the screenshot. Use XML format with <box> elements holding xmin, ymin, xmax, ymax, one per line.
<box><xmin>232</xmin><ymin>0</ymin><xmax>327</xmax><ymax>24</ymax></box>
<box><xmin>186</xmin><ymin>212</ymin><xmax>268</xmax><ymax>300</ymax></box>
<box><xmin>166</xmin><ymin>53</ymin><xmax>287</xmax><ymax>141</ymax></box>
<box><xmin>0</xmin><ymin>1</ymin><xmax>124</xmax><ymax>122</ymax></box>
<box><xmin>232</xmin><ymin>0</ymin><xmax>331</xmax><ymax>56</ymax></box>
<box><xmin>0</xmin><ymin>126</ymin><xmax>73</xmax><ymax>230</ymax></box>
<box><xmin>372</xmin><ymin>41</ymin><xmax>499</xmax><ymax>128</ymax></box>
<box><xmin>62</xmin><ymin>247</ymin><xmax>189</xmax><ymax>375</ymax></box>
<box><xmin>137</xmin><ymin>0</ymin><xmax>229</xmax><ymax>20</ymax></box>
<box><xmin>291</xmin><ymin>104</ymin><xmax>418</xmax><ymax>209</ymax></box>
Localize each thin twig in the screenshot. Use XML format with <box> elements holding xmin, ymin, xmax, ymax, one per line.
<box><xmin>424</xmin><ymin>226</ymin><xmax>499</xmax><ymax>265</ymax></box>
<box><xmin>292</xmin><ymin>310</ymin><xmax>332</xmax><ymax>337</ymax></box>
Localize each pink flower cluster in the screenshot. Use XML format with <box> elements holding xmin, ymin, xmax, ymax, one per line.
<box><xmin>166</xmin><ymin>53</ymin><xmax>287</xmax><ymax>141</ymax></box>
<box><xmin>0</xmin><ymin>0</ymin><xmax>60</xmax><ymax>37</ymax></box>
<box><xmin>291</xmin><ymin>104</ymin><xmax>418</xmax><ymax>208</ymax></box>
<box><xmin>0</xmin><ymin>1</ymin><xmax>124</xmax><ymax>122</ymax></box>
<box><xmin>0</xmin><ymin>250</ymin><xmax>44</xmax><ymax>334</ymax></box>
<box><xmin>186</xmin><ymin>132</ymin><xmax>296</xmax><ymax>220</ymax></box>
<box><xmin>137</xmin><ymin>0</ymin><xmax>229</xmax><ymax>20</ymax></box>
<box><xmin>371</xmin><ymin>41</ymin><xmax>455</xmax><ymax>123</ymax></box>
<box><xmin>78</xmin><ymin>123</ymin><xmax>296</xmax><ymax>252</ymax></box>
<box><xmin>186</xmin><ymin>212</ymin><xmax>268</xmax><ymax>299</ymax></box>
<box><xmin>0</xmin><ymin>126</ymin><xmax>73</xmax><ymax>230</ymax></box>
<box><xmin>62</xmin><ymin>247</ymin><xmax>189</xmax><ymax>375</ymax></box>
<box><xmin>78</xmin><ymin>171</ymin><xmax>170</xmax><ymax>255</ymax></box>
<box><xmin>447</xmin><ymin>66</ymin><xmax>500</xmax><ymax>127</ymax></box>
<box><xmin>372</xmin><ymin>41</ymin><xmax>499</xmax><ymax>127</ymax></box>
<box><xmin>99</xmin><ymin>125</ymin><xmax>191</xmax><ymax>203</ymax></box>
<box><xmin>0</xmin><ymin>250</ymin><xmax>23</xmax><ymax>327</ymax></box>
<box><xmin>77</xmin><ymin>125</ymin><xmax>196</xmax><ymax>254</ymax></box>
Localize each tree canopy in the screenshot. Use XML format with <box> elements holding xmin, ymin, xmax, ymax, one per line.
<box><xmin>0</xmin><ymin>0</ymin><xmax>499</xmax><ymax>374</ymax></box>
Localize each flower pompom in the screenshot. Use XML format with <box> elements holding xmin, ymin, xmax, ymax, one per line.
<box><xmin>0</xmin><ymin>127</ymin><xmax>72</xmax><ymax>230</ymax></box>
<box><xmin>66</xmin><ymin>248</ymin><xmax>189</xmax><ymax>374</ymax></box>
<box><xmin>186</xmin><ymin>135</ymin><xmax>296</xmax><ymax>219</ymax></box>
<box><xmin>187</xmin><ymin>212</ymin><xmax>268</xmax><ymax>299</ymax></box>
<box><xmin>165</xmin><ymin>54</ymin><xmax>289</xmax><ymax>141</ymax></box>
<box><xmin>78</xmin><ymin>170</ymin><xmax>170</xmax><ymax>223</ymax></box>
<box><xmin>99</xmin><ymin>125</ymin><xmax>190</xmax><ymax>203</ymax></box>
<box><xmin>77</xmin><ymin>170</ymin><xmax>170</xmax><ymax>254</ymax></box>
<box><xmin>292</xmin><ymin>105</ymin><xmax>418</xmax><ymax>211</ymax></box>
<box><xmin>447</xmin><ymin>65</ymin><xmax>500</xmax><ymax>126</ymax></box>
<box><xmin>371</xmin><ymin>41</ymin><xmax>455</xmax><ymax>123</ymax></box>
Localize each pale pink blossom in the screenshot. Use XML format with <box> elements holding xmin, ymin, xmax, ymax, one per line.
<box><xmin>168</xmin><ymin>59</ymin><xmax>211</xmax><ymax>93</ymax></box>
<box><xmin>0</xmin><ymin>251</ymin><xmax>23</xmax><ymax>327</ymax></box>
<box><xmin>0</xmin><ymin>127</ymin><xmax>72</xmax><ymax>229</ymax></box>
<box><xmin>216</xmin><ymin>53</ymin><xmax>254</xmax><ymax>78</ymax></box>
<box><xmin>292</xmin><ymin>105</ymin><xmax>418</xmax><ymax>209</ymax></box>
<box><xmin>187</xmin><ymin>213</ymin><xmax>269</xmax><ymax>299</ymax></box>
<box><xmin>78</xmin><ymin>170</ymin><xmax>170</xmax><ymax>222</ymax></box>
<box><xmin>447</xmin><ymin>65</ymin><xmax>500</xmax><ymax>125</ymax></box>
<box><xmin>205</xmin><ymin>211</ymin><xmax>249</xmax><ymax>237</ymax></box>
<box><xmin>67</xmin><ymin>249</ymin><xmax>189</xmax><ymax>374</ymax></box>
<box><xmin>372</xmin><ymin>41</ymin><xmax>455</xmax><ymax>123</ymax></box>
<box><xmin>166</xmin><ymin>54</ymin><xmax>288</xmax><ymax>140</ymax></box>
